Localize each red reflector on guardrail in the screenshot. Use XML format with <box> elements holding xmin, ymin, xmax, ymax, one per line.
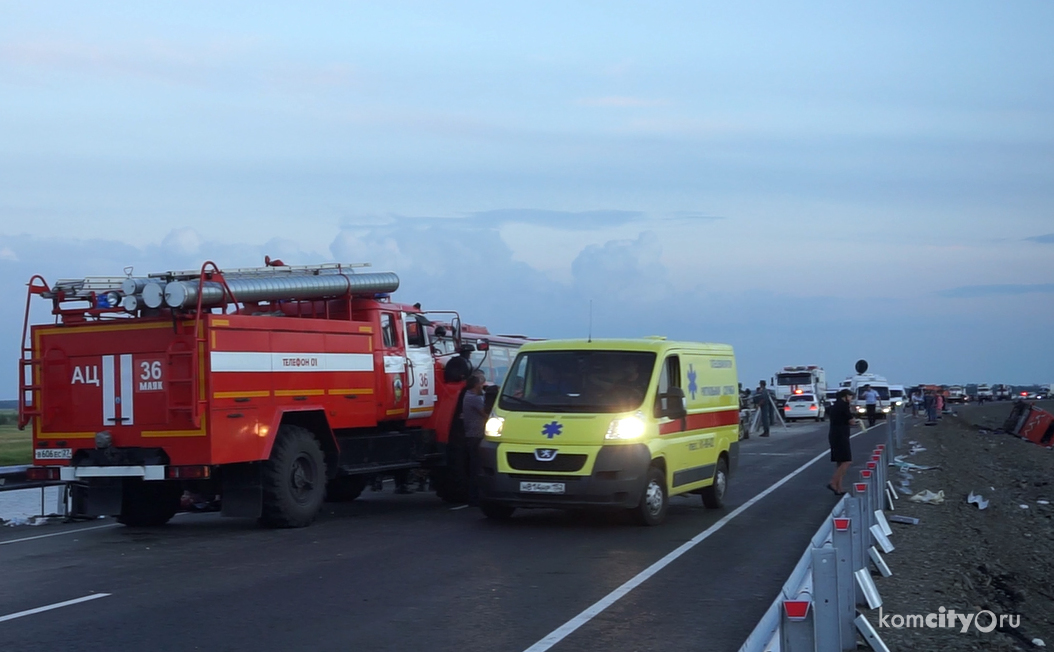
<box><xmin>876</xmin><ymin>444</ymin><xmax>885</xmax><ymax>451</ymax></box>
<box><xmin>861</xmin><ymin>470</ymin><xmax>873</xmax><ymax>479</ymax></box>
<box><xmin>854</xmin><ymin>483</ymin><xmax>868</xmax><ymax>493</ymax></box>
<box><xmin>784</xmin><ymin>600</ymin><xmax>811</xmax><ymax>621</ymax></box>
<box><xmin>833</xmin><ymin>517</ymin><xmax>850</xmax><ymax>531</ymax></box>
<box><xmin>867</xmin><ymin>462</ymin><xmax>877</xmax><ymax>470</ymax></box>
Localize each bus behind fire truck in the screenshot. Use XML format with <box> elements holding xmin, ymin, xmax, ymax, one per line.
<box><xmin>18</xmin><ymin>261</ymin><xmax>527</xmax><ymax>528</ymax></box>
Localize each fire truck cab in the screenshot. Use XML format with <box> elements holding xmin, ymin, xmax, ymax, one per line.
<box><xmin>18</xmin><ymin>261</ymin><xmax>526</xmax><ymax>527</ymax></box>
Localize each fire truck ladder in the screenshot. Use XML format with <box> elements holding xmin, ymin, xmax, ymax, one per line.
<box><xmin>164</xmin><ymin>262</ymin><xmax>240</xmax><ymax>429</ymax></box>
<box><xmin>18</xmin><ymin>276</ymin><xmax>51</xmax><ymax>429</ymax></box>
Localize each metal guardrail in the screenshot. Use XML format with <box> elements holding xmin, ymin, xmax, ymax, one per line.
<box><xmin>0</xmin><ymin>464</ymin><xmax>66</xmax><ymax>493</ymax></box>
<box><xmin>739</xmin><ymin>407</ymin><xmax>905</xmax><ymax>652</ymax></box>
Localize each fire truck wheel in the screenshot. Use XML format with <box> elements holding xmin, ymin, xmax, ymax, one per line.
<box><xmin>632</xmin><ymin>465</ymin><xmax>668</xmax><ymax>526</ymax></box>
<box><xmin>260</xmin><ymin>425</ymin><xmax>327</xmax><ymax>528</ymax></box>
<box><xmin>325</xmin><ymin>476</ymin><xmax>367</xmax><ymax>502</ymax></box>
<box><xmin>701</xmin><ymin>457</ymin><xmax>729</xmax><ymax>509</ymax></box>
<box><xmin>117</xmin><ymin>479</ymin><xmax>181</xmax><ymax>527</ymax></box>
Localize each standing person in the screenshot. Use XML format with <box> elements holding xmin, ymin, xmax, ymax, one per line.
<box><xmin>935</xmin><ymin>392</ymin><xmax>945</xmax><ymax>417</ymax></box>
<box><xmin>753</xmin><ymin>380</ymin><xmax>774</xmax><ymax>437</ymax></box>
<box><xmin>461</xmin><ymin>371</ymin><xmax>488</xmax><ymax>506</ymax></box>
<box><xmin>923</xmin><ymin>390</ymin><xmax>937</xmax><ymax>423</ymax></box>
<box><xmin>862</xmin><ymin>384</ymin><xmax>880</xmax><ymax>428</ymax></box>
<box><xmin>910</xmin><ymin>389</ymin><xmax>921</xmax><ymax>417</ymax></box>
<box><xmin>827</xmin><ymin>389</ymin><xmax>857</xmax><ymax>495</ymax></box>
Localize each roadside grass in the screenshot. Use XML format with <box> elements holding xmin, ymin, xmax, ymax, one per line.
<box><xmin>0</xmin><ymin>411</ymin><xmax>31</xmax><ymax>466</ymax></box>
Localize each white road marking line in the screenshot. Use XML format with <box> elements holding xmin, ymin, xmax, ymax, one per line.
<box><xmin>522</xmin><ymin>428</ymin><xmax>876</xmax><ymax>652</ymax></box>
<box><xmin>449</xmin><ymin>505</ymin><xmax>469</xmax><ymax>511</ymax></box>
<box><xmin>0</xmin><ymin>593</ymin><xmax>111</xmax><ymax>623</ymax></box>
<box><xmin>0</xmin><ymin>524</ymin><xmax>120</xmax><ymax>547</ymax></box>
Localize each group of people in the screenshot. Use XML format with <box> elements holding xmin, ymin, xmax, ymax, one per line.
<box><xmin>740</xmin><ymin>380</ymin><xmax>777</xmax><ymax>438</ymax></box>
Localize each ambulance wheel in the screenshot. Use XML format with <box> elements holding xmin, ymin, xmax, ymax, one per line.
<box><xmin>480</xmin><ymin>502</ymin><xmax>515</xmax><ymax>520</ymax></box>
<box><xmin>701</xmin><ymin>457</ymin><xmax>728</xmax><ymax>509</ymax></box>
<box><xmin>117</xmin><ymin>479</ymin><xmax>181</xmax><ymax>527</ymax></box>
<box><xmin>632</xmin><ymin>466</ymin><xmax>668</xmax><ymax>526</ymax></box>
<box><xmin>260</xmin><ymin>425</ymin><xmax>326</xmax><ymax>528</ymax></box>
<box><xmin>325</xmin><ymin>476</ymin><xmax>367</xmax><ymax>502</ymax></box>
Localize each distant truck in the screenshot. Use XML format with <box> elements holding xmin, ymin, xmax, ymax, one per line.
<box><xmin>976</xmin><ymin>384</ymin><xmax>993</xmax><ymax>401</ymax></box>
<box><xmin>773</xmin><ymin>366</ymin><xmax>826</xmax><ymax>410</ymax></box>
<box><xmin>993</xmin><ymin>384</ymin><xmax>1013</xmax><ymax>401</ymax></box>
<box><xmin>947</xmin><ymin>385</ymin><xmax>967</xmax><ymax>404</ymax></box>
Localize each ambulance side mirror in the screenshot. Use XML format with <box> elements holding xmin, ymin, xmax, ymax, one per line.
<box><xmin>660</xmin><ymin>387</ymin><xmax>687</xmax><ymax>420</ymax></box>
<box><xmin>477</xmin><ymin>339</ymin><xmax>489</xmax><ymax>352</ymax></box>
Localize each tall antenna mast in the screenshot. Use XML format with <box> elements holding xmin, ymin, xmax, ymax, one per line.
<box><xmin>588</xmin><ymin>299</ymin><xmax>593</xmax><ymax>343</ymax></box>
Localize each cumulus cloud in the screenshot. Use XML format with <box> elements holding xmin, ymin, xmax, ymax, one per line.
<box><xmin>571</xmin><ymin>231</ymin><xmax>671</xmax><ymax>303</ymax></box>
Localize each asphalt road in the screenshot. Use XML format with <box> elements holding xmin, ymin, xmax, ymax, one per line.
<box><xmin>0</xmin><ymin>419</ymin><xmax>890</xmax><ymax>652</ymax></box>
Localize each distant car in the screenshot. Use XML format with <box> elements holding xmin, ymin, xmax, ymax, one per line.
<box><xmin>784</xmin><ymin>394</ymin><xmax>824</xmax><ymax>422</ymax></box>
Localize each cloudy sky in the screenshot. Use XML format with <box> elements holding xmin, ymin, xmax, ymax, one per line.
<box><xmin>2</xmin><ymin>1</ymin><xmax>1053</xmax><ymax>399</ymax></box>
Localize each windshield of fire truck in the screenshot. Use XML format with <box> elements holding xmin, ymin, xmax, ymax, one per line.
<box><xmin>499</xmin><ymin>350</ymin><xmax>657</xmax><ymax>413</ymax></box>
<box><xmin>777</xmin><ymin>373</ymin><xmax>812</xmax><ymax>385</ymax></box>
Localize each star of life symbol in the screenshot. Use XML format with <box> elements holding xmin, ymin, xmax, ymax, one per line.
<box><xmin>534</xmin><ymin>448</ymin><xmax>558</xmax><ymax>461</ymax></box>
<box><xmin>687</xmin><ymin>364</ymin><xmax>698</xmax><ymax>399</ymax></box>
<box><xmin>541</xmin><ymin>421</ymin><xmax>563</xmax><ymax>439</ymax></box>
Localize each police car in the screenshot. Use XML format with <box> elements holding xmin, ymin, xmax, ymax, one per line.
<box><xmin>783</xmin><ymin>393</ymin><xmax>824</xmax><ymax>422</ymax></box>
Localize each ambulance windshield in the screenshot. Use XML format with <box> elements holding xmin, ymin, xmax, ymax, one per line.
<box><xmin>499</xmin><ymin>350</ymin><xmax>656</xmax><ymax>413</ymax></box>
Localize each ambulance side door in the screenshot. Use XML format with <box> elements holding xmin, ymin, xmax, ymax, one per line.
<box><xmin>675</xmin><ymin>353</ymin><xmax>719</xmax><ymax>490</ymax></box>
<box><xmin>656</xmin><ymin>354</ymin><xmax>691</xmax><ymax>486</ymax></box>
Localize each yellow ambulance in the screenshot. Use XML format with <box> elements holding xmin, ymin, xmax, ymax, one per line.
<box><xmin>478</xmin><ymin>338</ymin><xmax>739</xmax><ymax>525</ymax></box>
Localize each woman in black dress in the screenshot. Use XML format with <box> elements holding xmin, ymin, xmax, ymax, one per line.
<box><xmin>827</xmin><ymin>389</ymin><xmax>857</xmax><ymax>495</ymax></box>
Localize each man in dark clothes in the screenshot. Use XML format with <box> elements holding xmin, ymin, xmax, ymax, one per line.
<box><xmin>444</xmin><ymin>344</ymin><xmax>474</xmax><ymax>382</ymax></box>
<box><xmin>461</xmin><ymin>371</ymin><xmax>488</xmax><ymax>506</ymax></box>
<box><xmin>827</xmin><ymin>389</ymin><xmax>857</xmax><ymax>495</ymax></box>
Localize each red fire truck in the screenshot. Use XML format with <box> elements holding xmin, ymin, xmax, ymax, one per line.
<box><xmin>18</xmin><ymin>261</ymin><xmax>527</xmax><ymax>527</ymax></box>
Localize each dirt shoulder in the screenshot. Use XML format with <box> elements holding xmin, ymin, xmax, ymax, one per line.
<box><xmin>872</xmin><ymin>400</ymin><xmax>1054</xmax><ymax>650</ymax></box>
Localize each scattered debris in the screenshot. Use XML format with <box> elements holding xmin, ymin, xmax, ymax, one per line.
<box><xmin>909</xmin><ymin>490</ymin><xmax>945</xmax><ymax>505</ymax></box>
<box><xmin>1020</xmin><ymin>504</ymin><xmax>1030</xmax><ymax>509</ymax></box>
<box><xmin>3</xmin><ymin>515</ymin><xmax>48</xmax><ymax>527</ymax></box>
<box><xmin>887</xmin><ymin>515</ymin><xmax>920</xmax><ymax>525</ymax></box>
<box><xmin>1034</xmin><ymin>639</ymin><xmax>1045</xmax><ymax>648</ymax></box>
<box><xmin>1038</xmin><ymin>500</ymin><xmax>1050</xmax><ymax>505</ymax></box>
<box><xmin>893</xmin><ymin>457</ymin><xmax>940</xmax><ymax>471</ymax></box>
<box><xmin>967</xmin><ymin>492</ymin><xmax>989</xmax><ymax>510</ymax></box>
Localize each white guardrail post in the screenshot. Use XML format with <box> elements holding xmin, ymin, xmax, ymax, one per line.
<box><xmin>740</xmin><ymin>430</ymin><xmax>903</xmax><ymax>651</ymax></box>
<box><xmin>810</xmin><ymin>546</ymin><xmax>840</xmax><ymax>650</ymax></box>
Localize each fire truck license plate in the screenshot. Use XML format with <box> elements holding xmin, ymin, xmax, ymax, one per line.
<box><xmin>35</xmin><ymin>449</ymin><xmax>72</xmax><ymax>460</ymax></box>
<box><xmin>519</xmin><ymin>481</ymin><xmax>565</xmax><ymax>494</ymax></box>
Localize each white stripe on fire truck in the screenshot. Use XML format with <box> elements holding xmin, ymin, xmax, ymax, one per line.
<box><xmin>120</xmin><ymin>354</ymin><xmax>134</xmax><ymax>426</ymax></box>
<box><xmin>102</xmin><ymin>355</ymin><xmax>116</xmax><ymax>425</ymax></box>
<box><xmin>210</xmin><ymin>352</ymin><xmax>374</xmax><ymax>373</ymax></box>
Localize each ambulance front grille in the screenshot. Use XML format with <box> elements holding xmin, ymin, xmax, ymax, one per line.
<box><xmin>506</xmin><ymin>452</ymin><xmax>587</xmax><ymax>472</ymax></box>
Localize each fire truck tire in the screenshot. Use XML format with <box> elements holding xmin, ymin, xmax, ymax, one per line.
<box><xmin>260</xmin><ymin>425</ymin><xmax>327</xmax><ymax>528</ymax></box>
<box><xmin>325</xmin><ymin>476</ymin><xmax>367</xmax><ymax>502</ymax></box>
<box><xmin>117</xmin><ymin>479</ymin><xmax>181</xmax><ymax>527</ymax></box>
<box><xmin>700</xmin><ymin>457</ymin><xmax>729</xmax><ymax>509</ymax></box>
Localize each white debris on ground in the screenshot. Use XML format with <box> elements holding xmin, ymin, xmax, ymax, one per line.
<box><xmin>0</xmin><ymin>486</ymin><xmax>64</xmax><ymax>525</ymax></box>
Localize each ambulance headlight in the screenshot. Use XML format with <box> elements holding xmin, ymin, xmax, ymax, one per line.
<box><xmin>856</xmin><ymin>406</ymin><xmax>866</xmax><ymax>413</ymax></box>
<box><xmin>605</xmin><ymin>413</ymin><xmax>646</xmax><ymax>440</ymax></box>
<box><xmin>485</xmin><ymin>417</ymin><xmax>504</xmax><ymax>438</ymax></box>
<box><xmin>882</xmin><ymin>407</ymin><xmax>890</xmax><ymax>413</ymax></box>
